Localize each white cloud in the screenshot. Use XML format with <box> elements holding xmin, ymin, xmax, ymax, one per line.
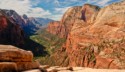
<box><xmin>97</xmin><ymin>0</ymin><xmax>111</xmax><ymax>6</ymax></box>
<box><xmin>46</xmin><ymin>14</ymin><xmax>63</xmax><ymax>21</ymax></box>
<box><xmin>86</xmin><ymin>0</ymin><xmax>117</xmax><ymax>6</ymax></box>
<box><xmin>0</xmin><ymin>0</ymin><xmax>51</xmax><ymax>18</ymax></box>
<box><xmin>27</xmin><ymin>7</ymin><xmax>51</xmax><ymax>17</ymax></box>
<box><xmin>55</xmin><ymin>7</ymin><xmax>71</xmax><ymax>14</ymax></box>
<box><xmin>54</xmin><ymin>0</ymin><xmax>60</xmax><ymax>7</ymax></box>
<box><xmin>50</xmin><ymin>7</ymin><xmax>71</xmax><ymax>20</ymax></box>
<box><xmin>0</xmin><ymin>0</ymin><xmax>121</xmax><ymax>21</ymax></box>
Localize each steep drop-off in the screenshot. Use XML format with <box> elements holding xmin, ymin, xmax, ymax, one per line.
<box><xmin>47</xmin><ymin>6</ymin><xmax>83</xmax><ymax>38</ymax></box>
<box><xmin>0</xmin><ymin>9</ymin><xmax>24</xmax><ymax>47</ymax></box>
<box><xmin>44</xmin><ymin>1</ymin><xmax>125</xmax><ymax>69</ymax></box>
<box><xmin>4</xmin><ymin>10</ymin><xmax>53</xmax><ymax>35</ymax></box>
<box><xmin>0</xmin><ymin>9</ymin><xmax>48</xmax><ymax>56</ymax></box>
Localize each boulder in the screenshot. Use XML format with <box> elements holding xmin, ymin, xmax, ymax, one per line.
<box><xmin>16</xmin><ymin>62</ymin><xmax>40</xmax><ymax>71</ymax></box>
<box><xmin>0</xmin><ymin>45</ymin><xmax>39</xmax><ymax>72</ymax></box>
<box><xmin>0</xmin><ymin>45</ymin><xmax>33</xmax><ymax>62</ymax></box>
<box><xmin>0</xmin><ymin>62</ymin><xmax>17</xmax><ymax>72</ymax></box>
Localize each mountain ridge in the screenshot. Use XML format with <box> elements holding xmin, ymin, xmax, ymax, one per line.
<box><xmin>3</xmin><ymin>9</ymin><xmax>54</xmax><ymax>35</ymax></box>
<box><xmin>43</xmin><ymin>1</ymin><xmax>125</xmax><ymax>69</ymax></box>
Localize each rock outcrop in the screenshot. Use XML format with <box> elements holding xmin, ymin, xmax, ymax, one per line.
<box><xmin>24</xmin><ymin>65</ymin><xmax>125</xmax><ymax>72</ymax></box>
<box><xmin>46</xmin><ymin>1</ymin><xmax>125</xmax><ymax>69</ymax></box>
<box><xmin>46</xmin><ymin>21</ymin><xmax>66</xmax><ymax>38</ymax></box>
<box><xmin>46</xmin><ymin>21</ymin><xmax>65</xmax><ymax>38</ymax></box>
<box><xmin>0</xmin><ymin>45</ymin><xmax>39</xmax><ymax>72</ymax></box>
<box><xmin>46</xmin><ymin>21</ymin><xmax>60</xmax><ymax>35</ymax></box>
<box><xmin>47</xmin><ymin>6</ymin><xmax>83</xmax><ymax>38</ymax></box>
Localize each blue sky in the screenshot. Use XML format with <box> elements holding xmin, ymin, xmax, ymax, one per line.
<box><xmin>0</xmin><ymin>0</ymin><xmax>122</xmax><ymax>20</ymax></box>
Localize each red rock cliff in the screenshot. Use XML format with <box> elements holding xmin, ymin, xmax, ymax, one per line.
<box><xmin>0</xmin><ymin>10</ymin><xmax>24</xmax><ymax>47</ymax></box>
<box><xmin>46</xmin><ymin>21</ymin><xmax>66</xmax><ymax>38</ymax></box>
<box><xmin>48</xmin><ymin>1</ymin><xmax>125</xmax><ymax>69</ymax></box>
<box><xmin>47</xmin><ymin>6</ymin><xmax>82</xmax><ymax>38</ymax></box>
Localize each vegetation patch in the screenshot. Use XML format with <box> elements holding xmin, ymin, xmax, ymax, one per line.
<box><xmin>30</xmin><ymin>29</ymin><xmax>66</xmax><ymax>65</ymax></box>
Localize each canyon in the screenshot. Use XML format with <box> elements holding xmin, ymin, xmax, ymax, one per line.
<box><xmin>45</xmin><ymin>1</ymin><xmax>125</xmax><ymax>69</ymax></box>
<box><xmin>1</xmin><ymin>0</ymin><xmax>125</xmax><ymax>72</ymax></box>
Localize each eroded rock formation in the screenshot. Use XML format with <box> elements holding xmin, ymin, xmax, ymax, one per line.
<box><xmin>0</xmin><ymin>45</ymin><xmax>39</xmax><ymax>72</ymax></box>
<box><xmin>46</xmin><ymin>1</ymin><xmax>125</xmax><ymax>69</ymax></box>
<box><xmin>47</xmin><ymin>6</ymin><xmax>83</xmax><ymax>38</ymax></box>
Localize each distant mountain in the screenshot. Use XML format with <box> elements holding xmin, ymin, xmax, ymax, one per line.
<box><xmin>0</xmin><ymin>9</ymin><xmax>48</xmax><ymax>56</ymax></box>
<box><xmin>0</xmin><ymin>9</ymin><xmax>25</xmax><ymax>47</ymax></box>
<box><xmin>3</xmin><ymin>9</ymin><xmax>53</xmax><ymax>35</ymax></box>
<box><xmin>35</xmin><ymin>18</ymin><xmax>54</xmax><ymax>26</ymax></box>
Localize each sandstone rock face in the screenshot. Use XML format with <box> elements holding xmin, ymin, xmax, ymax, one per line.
<box><xmin>0</xmin><ymin>62</ymin><xmax>17</xmax><ymax>72</ymax></box>
<box><xmin>46</xmin><ymin>6</ymin><xmax>83</xmax><ymax>38</ymax></box>
<box><xmin>46</xmin><ymin>21</ymin><xmax>66</xmax><ymax>38</ymax></box>
<box><xmin>0</xmin><ymin>45</ymin><xmax>33</xmax><ymax>62</ymax></box>
<box><xmin>47</xmin><ymin>5</ymin><xmax>99</xmax><ymax>38</ymax></box>
<box><xmin>0</xmin><ymin>10</ymin><xmax>24</xmax><ymax>47</ymax></box>
<box><xmin>46</xmin><ymin>21</ymin><xmax>64</xmax><ymax>38</ymax></box>
<box><xmin>60</xmin><ymin>6</ymin><xmax>82</xmax><ymax>38</ymax></box>
<box><xmin>0</xmin><ymin>45</ymin><xmax>39</xmax><ymax>72</ymax></box>
<box><xmin>16</xmin><ymin>62</ymin><xmax>39</xmax><ymax>71</ymax></box>
<box><xmin>48</xmin><ymin>1</ymin><xmax>125</xmax><ymax>69</ymax></box>
<box><xmin>47</xmin><ymin>21</ymin><xmax>61</xmax><ymax>35</ymax></box>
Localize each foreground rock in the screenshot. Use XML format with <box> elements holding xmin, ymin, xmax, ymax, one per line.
<box><xmin>0</xmin><ymin>45</ymin><xmax>39</xmax><ymax>72</ymax></box>
<box><xmin>0</xmin><ymin>45</ymin><xmax>33</xmax><ymax>62</ymax></box>
<box><xmin>0</xmin><ymin>62</ymin><xmax>17</xmax><ymax>72</ymax></box>
<box><xmin>23</xmin><ymin>65</ymin><xmax>125</xmax><ymax>72</ymax></box>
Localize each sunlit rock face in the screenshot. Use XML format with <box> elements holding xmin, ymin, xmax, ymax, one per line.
<box><xmin>0</xmin><ymin>45</ymin><xmax>39</xmax><ymax>72</ymax></box>
<box><xmin>48</xmin><ymin>1</ymin><xmax>125</xmax><ymax>69</ymax></box>
<box><xmin>46</xmin><ymin>21</ymin><xmax>61</xmax><ymax>35</ymax></box>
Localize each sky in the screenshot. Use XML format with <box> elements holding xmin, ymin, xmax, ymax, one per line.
<box><xmin>0</xmin><ymin>0</ymin><xmax>122</xmax><ymax>20</ymax></box>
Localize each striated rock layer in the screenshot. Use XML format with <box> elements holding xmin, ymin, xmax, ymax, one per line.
<box><xmin>46</xmin><ymin>21</ymin><xmax>65</xmax><ymax>38</ymax></box>
<box><xmin>0</xmin><ymin>45</ymin><xmax>39</xmax><ymax>72</ymax></box>
<box><xmin>47</xmin><ymin>6</ymin><xmax>83</xmax><ymax>38</ymax></box>
<box><xmin>46</xmin><ymin>21</ymin><xmax>61</xmax><ymax>36</ymax></box>
<box><xmin>0</xmin><ymin>45</ymin><xmax>33</xmax><ymax>62</ymax></box>
<box><xmin>47</xmin><ymin>1</ymin><xmax>125</xmax><ymax>69</ymax></box>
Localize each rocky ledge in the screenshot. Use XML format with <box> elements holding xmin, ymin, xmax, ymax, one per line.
<box><xmin>24</xmin><ymin>65</ymin><xmax>125</xmax><ymax>72</ymax></box>
<box><xmin>0</xmin><ymin>45</ymin><xmax>125</xmax><ymax>72</ymax></box>
<box><xmin>0</xmin><ymin>45</ymin><xmax>39</xmax><ymax>72</ymax></box>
